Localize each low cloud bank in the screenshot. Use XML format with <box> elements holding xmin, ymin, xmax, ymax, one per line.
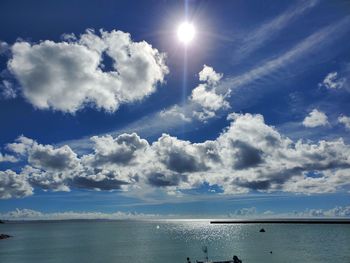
<box><xmin>1</xmin><ymin>206</ymin><xmax>349</xmax><ymax>221</ymax></box>
<box><xmin>0</xmin><ymin>208</ymin><xmax>160</xmax><ymax>220</ymax></box>
<box><xmin>1</xmin><ymin>112</ymin><xmax>350</xmax><ymax>199</ymax></box>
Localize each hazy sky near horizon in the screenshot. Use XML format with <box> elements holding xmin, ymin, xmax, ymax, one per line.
<box><xmin>1</xmin><ymin>0</ymin><xmax>350</xmax><ymax>218</ymax></box>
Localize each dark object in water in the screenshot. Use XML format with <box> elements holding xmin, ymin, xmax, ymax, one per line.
<box><xmin>259</xmin><ymin>228</ymin><xmax>266</xmax><ymax>232</ymax></box>
<box><xmin>270</xmin><ymin>251</ymin><xmax>273</xmax><ymax>254</ymax></box>
<box><xmin>192</xmin><ymin>247</ymin><xmax>243</xmax><ymax>263</ymax></box>
<box><xmin>233</xmin><ymin>255</ymin><xmax>242</xmax><ymax>263</ymax></box>
<box><xmin>0</xmin><ymin>220</ymin><xmax>4</xmax><ymax>224</ymax></box>
<box><xmin>0</xmin><ymin>234</ymin><xmax>12</xmax><ymax>240</ymax></box>
<box><xmin>195</xmin><ymin>255</ymin><xmax>242</xmax><ymax>263</ymax></box>
<box><xmin>196</xmin><ymin>260</ymin><xmax>238</xmax><ymax>263</ymax></box>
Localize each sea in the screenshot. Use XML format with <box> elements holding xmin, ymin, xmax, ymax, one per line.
<box><xmin>0</xmin><ymin>220</ymin><xmax>349</xmax><ymax>263</ymax></box>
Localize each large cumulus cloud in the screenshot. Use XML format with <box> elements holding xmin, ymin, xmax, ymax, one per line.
<box><xmin>6</xmin><ymin>136</ymin><xmax>80</xmax><ymax>191</ymax></box>
<box><xmin>7</xmin><ymin>29</ymin><xmax>168</xmax><ymax>113</ymax></box>
<box><xmin>1</xmin><ymin>112</ymin><xmax>350</xmax><ymax>198</ymax></box>
<box><xmin>0</xmin><ymin>170</ymin><xmax>33</xmax><ymax>199</ymax></box>
<box><xmin>87</xmin><ymin>133</ymin><xmax>148</xmax><ymax>166</ymax></box>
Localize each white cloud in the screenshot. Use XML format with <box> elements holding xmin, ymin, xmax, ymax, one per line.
<box><xmin>227</xmin><ymin>205</ymin><xmax>350</xmax><ymax>219</ymax></box>
<box><xmin>7</xmin><ymin>136</ymin><xmax>79</xmax><ymax>172</ymax></box>
<box><xmin>107</xmin><ymin>23</ymin><xmax>344</xmax><ymax>136</ymax></box>
<box><xmin>319</xmin><ymin>72</ymin><xmax>346</xmax><ymax>89</ymax></box>
<box><xmin>6</xmin><ymin>135</ymin><xmax>34</xmax><ymax>155</ymax></box>
<box><xmin>7</xmin><ymin>136</ymin><xmax>79</xmax><ymax>191</ymax></box>
<box><xmin>2</xmin><ymin>205</ymin><xmax>349</xmax><ymax>221</ymax></box>
<box><xmin>227</xmin><ymin>205</ymin><xmax>350</xmax><ymax>218</ymax></box>
<box><xmin>338</xmin><ymin>115</ymin><xmax>350</xmax><ymax>130</ymax></box>
<box><xmin>228</xmin><ymin>207</ymin><xmax>257</xmax><ymax>217</ymax></box>
<box><xmin>0</xmin><ymin>152</ymin><xmax>17</xmax><ymax>163</ymax></box>
<box><xmin>160</xmin><ymin>105</ymin><xmax>191</xmax><ymax>122</ymax></box>
<box><xmin>158</xmin><ymin>65</ymin><xmax>229</xmax><ymax>123</ymax></box>
<box><xmin>0</xmin><ymin>41</ymin><xmax>9</xmax><ymax>54</ymax></box>
<box><xmin>88</xmin><ymin>133</ymin><xmax>148</xmax><ymax>166</ymax></box>
<box><xmin>152</xmin><ymin>134</ymin><xmax>213</xmax><ymax>175</ymax></box>
<box><xmin>0</xmin><ymin>208</ymin><xmax>160</xmax><ymax>220</ymax></box>
<box><xmin>0</xmin><ymin>170</ymin><xmax>33</xmax><ymax>199</ymax></box>
<box><xmin>29</xmin><ymin>142</ymin><xmax>79</xmax><ymax>171</ymax></box>
<box><xmin>58</xmin><ymin>16</ymin><xmax>350</xmax><ymax>144</ymax></box>
<box><xmin>302</xmin><ymin>109</ymin><xmax>329</xmax><ymax>128</ymax></box>
<box><xmin>7</xmin><ymin>29</ymin><xmax>168</xmax><ymax>113</ymax></box>
<box><xmin>191</xmin><ymin>65</ymin><xmax>230</xmax><ymax>121</ymax></box>
<box><xmin>0</xmin><ymin>80</ymin><xmax>16</xmax><ymax>99</ymax></box>
<box><xmin>294</xmin><ymin>206</ymin><xmax>350</xmax><ymax>218</ymax></box>
<box><xmin>3</xmin><ymin>112</ymin><xmax>350</xmax><ymax>197</ymax></box>
<box><xmin>198</xmin><ymin>64</ymin><xmax>223</xmax><ymax>84</ymax></box>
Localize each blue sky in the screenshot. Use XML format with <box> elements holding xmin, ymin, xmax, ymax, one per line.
<box><xmin>1</xmin><ymin>0</ymin><xmax>350</xmax><ymax>219</ymax></box>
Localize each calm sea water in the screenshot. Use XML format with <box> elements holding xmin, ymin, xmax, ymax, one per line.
<box><xmin>0</xmin><ymin>220</ymin><xmax>349</xmax><ymax>263</ymax></box>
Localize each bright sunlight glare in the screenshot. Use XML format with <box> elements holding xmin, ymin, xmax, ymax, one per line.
<box><xmin>177</xmin><ymin>22</ymin><xmax>195</xmax><ymax>45</ymax></box>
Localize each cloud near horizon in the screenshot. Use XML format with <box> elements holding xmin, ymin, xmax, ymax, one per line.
<box><xmin>0</xmin><ymin>208</ymin><xmax>160</xmax><ymax>220</ymax></box>
<box><xmin>228</xmin><ymin>205</ymin><xmax>350</xmax><ymax>218</ymax></box>
<box><xmin>5</xmin><ymin>29</ymin><xmax>168</xmax><ymax>113</ymax></box>
<box><xmin>1</xmin><ymin>112</ymin><xmax>350</xmax><ymax>199</ymax></box>
<box><xmin>1</xmin><ymin>205</ymin><xmax>350</xmax><ymax>220</ymax></box>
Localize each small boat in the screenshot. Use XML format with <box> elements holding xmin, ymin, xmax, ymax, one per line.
<box><xmin>187</xmin><ymin>246</ymin><xmax>242</xmax><ymax>263</ymax></box>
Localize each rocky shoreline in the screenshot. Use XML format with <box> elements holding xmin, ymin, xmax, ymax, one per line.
<box><xmin>0</xmin><ymin>234</ymin><xmax>12</xmax><ymax>240</ymax></box>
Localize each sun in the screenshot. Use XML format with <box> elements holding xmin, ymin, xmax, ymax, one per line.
<box><xmin>177</xmin><ymin>22</ymin><xmax>195</xmax><ymax>45</ymax></box>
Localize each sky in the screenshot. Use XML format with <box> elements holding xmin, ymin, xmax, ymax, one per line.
<box><xmin>0</xmin><ymin>0</ymin><xmax>350</xmax><ymax>219</ymax></box>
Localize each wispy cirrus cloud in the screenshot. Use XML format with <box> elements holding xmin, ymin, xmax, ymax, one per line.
<box><xmin>4</xmin><ymin>11</ymin><xmax>348</xmax><ymax>157</ymax></box>
<box><xmin>234</xmin><ymin>0</ymin><xmax>319</xmax><ymax>61</ymax></box>
<box><xmin>225</xmin><ymin>15</ymin><xmax>350</xmax><ymax>93</ymax></box>
<box><xmin>128</xmin><ymin>16</ymin><xmax>350</xmax><ymax>128</ymax></box>
<box><xmin>59</xmin><ymin>15</ymin><xmax>350</xmax><ymax>153</ymax></box>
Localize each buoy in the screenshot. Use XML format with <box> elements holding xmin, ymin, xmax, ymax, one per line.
<box><xmin>156</xmin><ymin>225</ymin><xmax>160</xmax><ymax>229</ymax></box>
<box><xmin>259</xmin><ymin>228</ymin><xmax>266</xmax><ymax>232</ymax></box>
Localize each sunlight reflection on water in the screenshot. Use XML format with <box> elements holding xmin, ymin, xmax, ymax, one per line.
<box><xmin>0</xmin><ymin>221</ymin><xmax>349</xmax><ymax>263</ymax></box>
<box><xmin>163</xmin><ymin>220</ymin><xmax>245</xmax><ymax>242</ymax></box>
